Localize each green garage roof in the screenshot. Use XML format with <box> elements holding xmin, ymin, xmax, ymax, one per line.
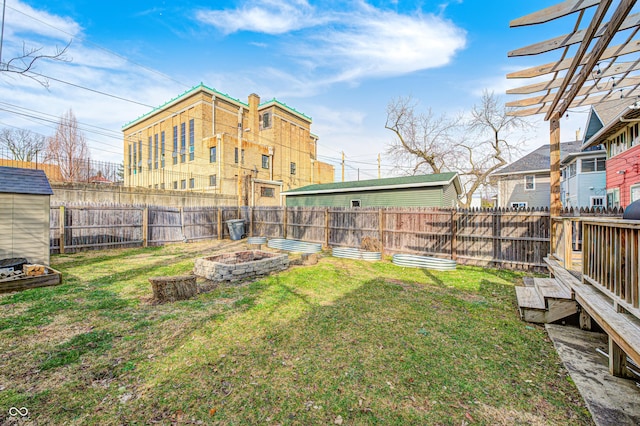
<box><xmin>283</xmin><ymin>172</ymin><xmax>460</xmax><ymax>195</ymax></box>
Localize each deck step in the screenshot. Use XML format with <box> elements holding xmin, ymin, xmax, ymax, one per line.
<box><xmin>516</xmin><ymin>286</ymin><xmax>545</xmax><ymax>309</ymax></box>
<box><xmin>534</xmin><ymin>277</ymin><xmax>572</xmax><ymax>300</ymax></box>
<box><xmin>516</xmin><ymin>276</ymin><xmax>578</xmax><ymax>324</ymax></box>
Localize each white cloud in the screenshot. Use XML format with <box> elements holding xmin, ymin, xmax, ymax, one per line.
<box><xmin>4</xmin><ymin>0</ymin><xmax>81</xmax><ymax>40</ymax></box>
<box><xmin>196</xmin><ymin>1</ymin><xmax>466</xmax><ymax>85</ymax></box>
<box><xmin>196</xmin><ymin>0</ymin><xmax>325</xmax><ymax>35</ymax></box>
<box><xmin>0</xmin><ymin>1</ymin><xmax>186</xmax><ymax>162</ymax></box>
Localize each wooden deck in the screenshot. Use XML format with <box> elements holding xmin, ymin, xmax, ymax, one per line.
<box><xmin>546</xmin><ymin>257</ymin><xmax>640</xmax><ymax>377</ymax></box>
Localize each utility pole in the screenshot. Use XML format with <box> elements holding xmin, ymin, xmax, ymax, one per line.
<box><xmin>378</xmin><ymin>153</ymin><xmax>381</xmax><ymax>179</ymax></box>
<box><xmin>237</xmin><ymin>107</ymin><xmax>243</xmax><ymax>210</ymax></box>
<box><xmin>341</xmin><ymin>151</ymin><xmax>345</xmax><ymax>182</ymax></box>
<box><xmin>0</xmin><ymin>0</ymin><xmax>6</xmax><ymax>65</ymax></box>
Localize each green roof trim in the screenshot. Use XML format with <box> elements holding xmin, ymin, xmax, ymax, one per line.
<box><xmin>259</xmin><ymin>98</ymin><xmax>312</xmax><ymax>122</ymax></box>
<box><xmin>122</xmin><ymin>83</ymin><xmax>248</xmax><ymax>130</ymax></box>
<box><xmin>283</xmin><ymin>172</ymin><xmax>460</xmax><ymax>195</ymax></box>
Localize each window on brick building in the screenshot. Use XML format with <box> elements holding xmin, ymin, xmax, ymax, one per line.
<box><xmin>210</xmin><ymin>146</ymin><xmax>217</xmax><ymax>163</ymax></box>
<box><xmin>290</xmin><ymin>162</ymin><xmax>296</xmax><ymax>175</ymax></box>
<box><xmin>260</xmin><ymin>112</ymin><xmax>271</xmax><ymax>129</ymax></box>
<box><xmin>234</xmin><ymin>148</ymin><xmax>244</xmax><ymax>164</ymax></box>
<box><xmin>189</xmin><ymin>119</ymin><xmax>194</xmax><ymax>161</ymax></box>
<box><xmin>262</xmin><ymin>154</ymin><xmax>269</xmax><ymax>169</ymax></box>
<box><xmin>261</xmin><ymin>187</ymin><xmax>274</xmax><ymax>197</ymax></box>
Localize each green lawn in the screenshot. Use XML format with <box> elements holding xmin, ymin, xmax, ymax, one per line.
<box><xmin>0</xmin><ymin>241</ymin><xmax>592</xmax><ymax>425</ymax></box>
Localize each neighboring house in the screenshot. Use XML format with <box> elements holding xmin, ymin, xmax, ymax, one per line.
<box><xmin>581</xmin><ymin>98</ymin><xmax>640</xmax><ymax>208</ymax></box>
<box><xmin>122</xmin><ymin>83</ymin><xmax>334</xmax><ymax>206</ymax></box>
<box><xmin>0</xmin><ymin>166</ymin><xmax>53</xmax><ymax>265</ymax></box>
<box><xmin>282</xmin><ymin>173</ymin><xmax>462</xmax><ymax>208</ymax></box>
<box><xmin>560</xmin><ymin>148</ymin><xmax>607</xmax><ymax>209</ymax></box>
<box><xmin>491</xmin><ymin>141</ymin><xmax>582</xmax><ymax>209</ymax></box>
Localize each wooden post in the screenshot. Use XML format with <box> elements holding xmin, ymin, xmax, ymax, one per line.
<box><xmin>180</xmin><ymin>207</ymin><xmax>186</xmax><ymax>241</ymax></box>
<box><xmin>249</xmin><ymin>207</ymin><xmax>254</xmax><ymax>237</ymax></box>
<box><xmin>451</xmin><ymin>209</ymin><xmax>458</xmax><ymax>261</ymax></box>
<box><xmin>325</xmin><ymin>208</ymin><xmax>330</xmax><ymax>248</ymax></box>
<box><xmin>142</xmin><ymin>207</ymin><xmax>149</xmax><ymax>247</ymax></box>
<box><xmin>563</xmin><ymin>219</ymin><xmax>572</xmax><ymax>270</ymax></box>
<box><xmin>283</xmin><ymin>207</ymin><xmax>288</xmax><ymax>239</ymax></box>
<box><xmin>379</xmin><ymin>209</ymin><xmax>384</xmax><ymax>256</ymax></box>
<box><xmin>550</xmin><ymin>113</ymin><xmax>562</xmax><ymax>216</ymax></box>
<box><xmin>59</xmin><ymin>205</ymin><xmax>65</xmax><ymax>254</ymax></box>
<box><xmin>217</xmin><ymin>208</ymin><xmax>223</xmax><ymax>240</ymax></box>
<box><xmin>609</xmin><ymin>336</ymin><xmax>631</xmax><ymax>378</ymax></box>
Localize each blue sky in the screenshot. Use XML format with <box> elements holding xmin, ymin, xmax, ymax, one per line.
<box><xmin>0</xmin><ymin>0</ymin><xmax>590</xmax><ymax>180</ymax></box>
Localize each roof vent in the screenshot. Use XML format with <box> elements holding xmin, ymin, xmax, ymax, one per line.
<box><xmin>623</xmin><ymin>199</ymin><xmax>640</xmax><ymax>220</ymax></box>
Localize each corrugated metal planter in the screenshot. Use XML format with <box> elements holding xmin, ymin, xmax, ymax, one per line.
<box><xmin>267</xmin><ymin>238</ymin><xmax>322</xmax><ymax>254</ymax></box>
<box><xmin>247</xmin><ymin>237</ymin><xmax>267</xmax><ymax>245</ymax></box>
<box><xmin>392</xmin><ymin>254</ymin><xmax>456</xmax><ymax>271</ymax></box>
<box><xmin>332</xmin><ymin>247</ymin><xmax>381</xmax><ymax>261</ymax></box>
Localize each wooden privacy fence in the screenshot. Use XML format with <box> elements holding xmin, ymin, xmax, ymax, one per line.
<box><xmin>50</xmin><ymin>204</ymin><xmax>242</xmax><ymax>254</ymax></box>
<box><xmin>250</xmin><ymin>206</ymin><xmax>551</xmax><ymax>271</ymax></box>
<box><xmin>50</xmin><ymin>204</ymin><xmax>552</xmax><ymax>271</ymax></box>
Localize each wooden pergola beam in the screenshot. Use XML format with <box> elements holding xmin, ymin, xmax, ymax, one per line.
<box><xmin>507</xmin><ymin>61</ymin><xmax>640</xmax><ymax>95</ymax></box>
<box><xmin>550</xmin><ymin>0</ymin><xmax>638</xmax><ymax>119</ymax></box>
<box><xmin>510</xmin><ymin>0</ymin><xmax>599</xmax><ymax>27</ymax></box>
<box><xmin>506</xmin><ymin>76</ymin><xmax>640</xmax><ymax>108</ymax></box>
<box><xmin>507</xmin><ymin>87</ymin><xmax>640</xmax><ymax>116</ymax></box>
<box><xmin>509</xmin><ymin>11</ymin><xmax>640</xmax><ymax>57</ymax></box>
<box><xmin>507</xmin><ymin>40</ymin><xmax>640</xmax><ymax>78</ymax></box>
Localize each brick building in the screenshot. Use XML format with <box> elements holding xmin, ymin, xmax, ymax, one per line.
<box><xmin>122</xmin><ymin>84</ymin><xmax>334</xmax><ymax>206</ymax></box>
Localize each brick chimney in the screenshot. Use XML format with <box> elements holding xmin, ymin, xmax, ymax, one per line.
<box><xmin>248</xmin><ymin>93</ymin><xmax>260</xmax><ymax>140</ymax></box>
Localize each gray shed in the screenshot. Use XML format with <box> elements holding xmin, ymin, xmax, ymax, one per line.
<box><xmin>0</xmin><ymin>166</ymin><xmax>54</xmax><ymax>265</ymax></box>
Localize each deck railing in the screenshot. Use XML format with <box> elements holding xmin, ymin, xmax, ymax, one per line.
<box><xmin>582</xmin><ymin>218</ymin><xmax>640</xmax><ymax>320</ymax></box>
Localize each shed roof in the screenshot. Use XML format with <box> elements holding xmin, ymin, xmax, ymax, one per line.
<box><xmin>282</xmin><ymin>172</ymin><xmax>461</xmax><ymax>196</ymax></box>
<box><xmin>492</xmin><ymin>141</ymin><xmax>582</xmax><ymax>176</ymax></box>
<box><xmin>0</xmin><ymin>166</ymin><xmax>54</xmax><ymax>195</ymax></box>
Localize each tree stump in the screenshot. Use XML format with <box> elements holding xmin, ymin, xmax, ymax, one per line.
<box><xmin>149</xmin><ymin>275</ymin><xmax>197</xmax><ymax>303</ymax></box>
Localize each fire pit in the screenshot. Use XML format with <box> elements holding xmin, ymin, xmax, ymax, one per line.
<box><xmin>194</xmin><ymin>250</ymin><xmax>289</xmax><ymax>282</ymax></box>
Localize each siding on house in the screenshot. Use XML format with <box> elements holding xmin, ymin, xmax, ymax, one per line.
<box><xmin>0</xmin><ymin>194</ymin><xmax>50</xmax><ymax>265</ymax></box>
<box><xmin>498</xmin><ymin>173</ymin><xmax>551</xmax><ymax>208</ymax></box>
<box><xmin>442</xmin><ymin>183</ymin><xmax>459</xmax><ymax>208</ymax></box>
<box><xmin>606</xmin><ymin>144</ymin><xmax>640</xmax><ymax>207</ymax></box>
<box><xmin>285</xmin><ymin>186</ymin><xmax>446</xmax><ymax>208</ymax></box>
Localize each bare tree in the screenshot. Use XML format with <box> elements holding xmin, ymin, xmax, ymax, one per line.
<box><xmin>385</xmin><ymin>96</ymin><xmax>463</xmax><ymax>175</ymax></box>
<box><xmin>45</xmin><ymin>109</ymin><xmax>90</xmax><ymax>182</ymax></box>
<box><xmin>457</xmin><ymin>91</ymin><xmax>530</xmax><ymax>208</ymax></box>
<box><xmin>385</xmin><ymin>91</ymin><xmax>530</xmax><ymax>207</ymax></box>
<box><xmin>0</xmin><ymin>42</ymin><xmax>71</xmax><ymax>88</ymax></box>
<box><xmin>0</xmin><ymin>128</ymin><xmax>45</xmax><ymax>161</ymax></box>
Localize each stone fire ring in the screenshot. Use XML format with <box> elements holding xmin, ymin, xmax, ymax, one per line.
<box><xmin>194</xmin><ymin>250</ymin><xmax>289</xmax><ymax>282</ymax></box>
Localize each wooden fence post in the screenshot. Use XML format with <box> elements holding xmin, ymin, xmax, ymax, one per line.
<box><xmin>325</xmin><ymin>208</ymin><xmax>330</xmax><ymax>248</ymax></box>
<box><xmin>217</xmin><ymin>208</ymin><xmax>223</xmax><ymax>240</ymax></box>
<box><xmin>283</xmin><ymin>207</ymin><xmax>288</xmax><ymax>239</ymax></box>
<box><xmin>59</xmin><ymin>205</ymin><xmax>65</xmax><ymax>254</ymax></box>
<box><xmin>248</xmin><ymin>207</ymin><xmax>253</xmax><ymax>237</ymax></box>
<box><xmin>379</xmin><ymin>209</ymin><xmax>384</xmax><ymax>255</ymax></box>
<box><xmin>451</xmin><ymin>209</ymin><xmax>458</xmax><ymax>261</ymax></box>
<box><xmin>142</xmin><ymin>207</ymin><xmax>149</xmax><ymax>247</ymax></box>
<box><xmin>180</xmin><ymin>207</ymin><xmax>186</xmax><ymax>241</ymax></box>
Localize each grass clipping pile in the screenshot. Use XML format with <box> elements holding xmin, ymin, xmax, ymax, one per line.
<box><xmin>360</xmin><ymin>237</ymin><xmax>382</xmax><ymax>252</ymax></box>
